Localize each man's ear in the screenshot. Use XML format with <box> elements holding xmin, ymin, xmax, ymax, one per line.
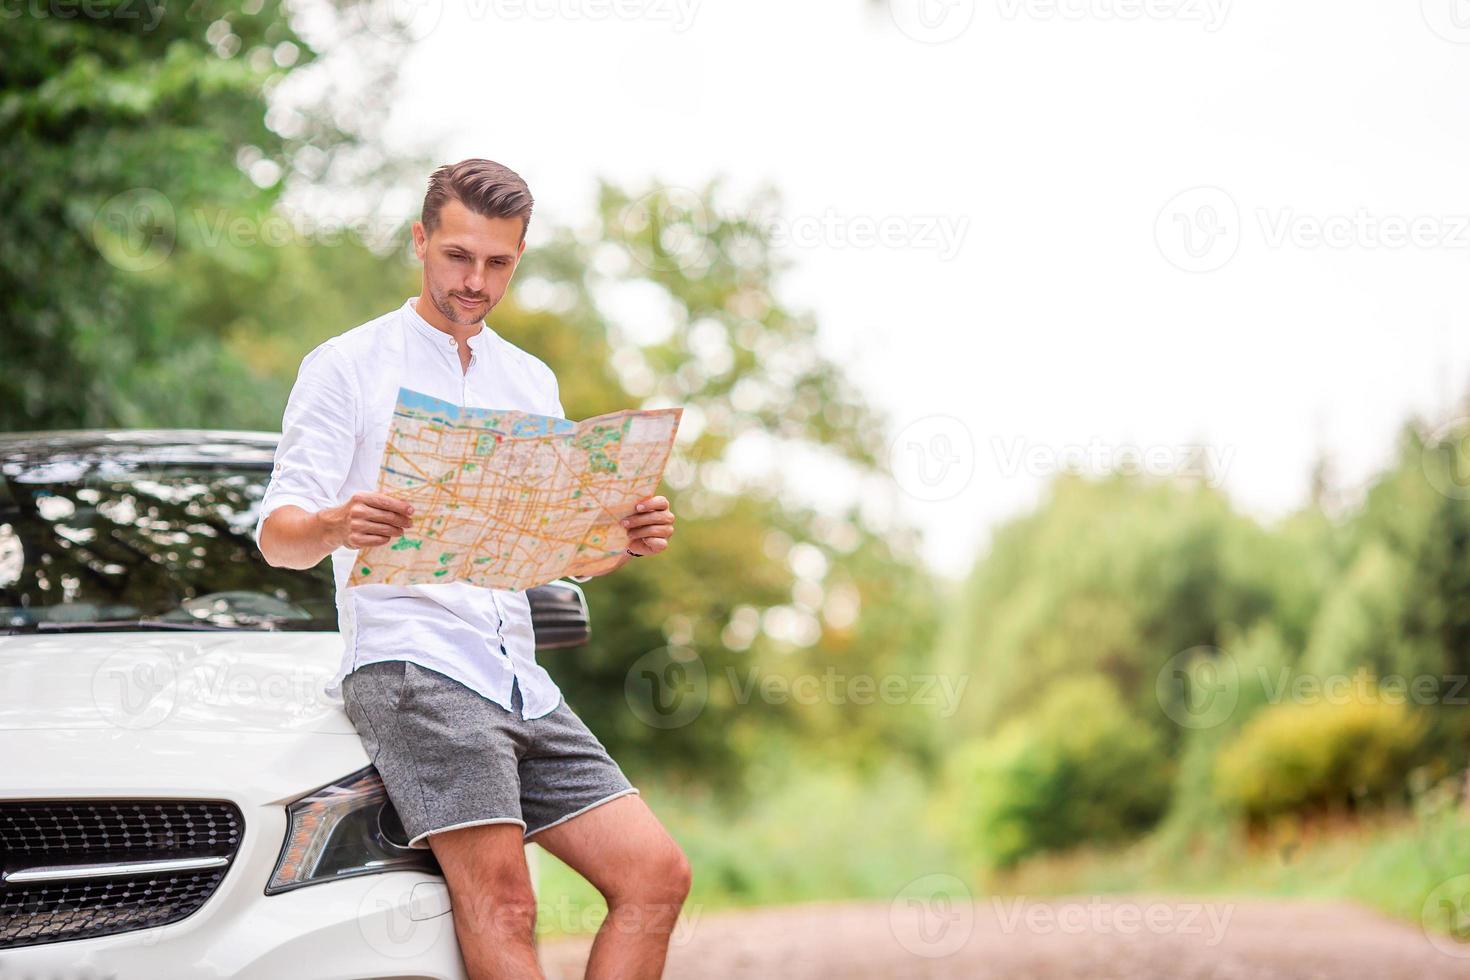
<box><xmin>411</xmin><ymin>221</ymin><xmax>427</xmax><ymax>261</ymax></box>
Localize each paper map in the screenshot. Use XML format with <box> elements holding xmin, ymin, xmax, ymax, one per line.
<box><xmin>347</xmin><ymin>387</ymin><xmax>682</xmax><ymax>591</ymax></box>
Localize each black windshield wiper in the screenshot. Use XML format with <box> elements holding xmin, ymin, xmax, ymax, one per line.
<box><xmin>14</xmin><ymin>619</ymin><xmax>269</xmax><ymax>634</ymax></box>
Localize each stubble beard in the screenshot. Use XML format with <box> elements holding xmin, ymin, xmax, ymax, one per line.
<box><xmin>432</xmin><ymin>283</ymin><xmax>491</xmax><ymax>326</ymax></box>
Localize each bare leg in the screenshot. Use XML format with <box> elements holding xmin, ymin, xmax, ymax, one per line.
<box><xmin>527</xmin><ymin>794</ymin><xmax>692</xmax><ymax>980</ymax></box>
<box><xmin>427</xmin><ymin>822</ymin><xmax>545</xmax><ymax>980</ymax></box>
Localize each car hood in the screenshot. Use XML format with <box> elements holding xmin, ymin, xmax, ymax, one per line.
<box><xmin>0</xmin><ymin>631</ymin><xmax>356</xmax><ymax>735</ymax></box>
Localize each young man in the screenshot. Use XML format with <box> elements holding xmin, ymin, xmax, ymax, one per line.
<box><xmin>256</xmin><ymin>159</ymin><xmax>689</xmax><ymax>979</ymax></box>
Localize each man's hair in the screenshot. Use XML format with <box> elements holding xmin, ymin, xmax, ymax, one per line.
<box><xmin>420</xmin><ymin>159</ymin><xmax>534</xmax><ymax>241</ymax></box>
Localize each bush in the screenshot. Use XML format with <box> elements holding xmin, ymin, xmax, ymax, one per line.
<box><xmin>1213</xmin><ymin>695</ymin><xmax>1425</xmax><ymax>822</ymax></box>
<box><xmin>948</xmin><ymin>676</ymin><xmax>1170</xmax><ymax>868</ymax></box>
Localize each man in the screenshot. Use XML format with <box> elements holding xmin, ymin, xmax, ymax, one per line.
<box><xmin>256</xmin><ymin>159</ymin><xmax>690</xmax><ymax>980</ymax></box>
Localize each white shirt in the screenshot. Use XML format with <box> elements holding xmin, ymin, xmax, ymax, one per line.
<box><xmin>254</xmin><ymin>297</ymin><xmax>566</xmax><ymax>720</ymax></box>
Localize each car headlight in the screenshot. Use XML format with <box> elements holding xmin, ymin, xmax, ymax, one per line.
<box><xmin>265</xmin><ymin>766</ymin><xmax>439</xmax><ymax>894</ymax></box>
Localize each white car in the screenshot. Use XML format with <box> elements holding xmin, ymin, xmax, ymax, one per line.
<box><xmin>0</xmin><ymin>429</ymin><xmax>591</xmax><ymax>978</ymax></box>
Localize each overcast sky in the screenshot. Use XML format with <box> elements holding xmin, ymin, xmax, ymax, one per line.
<box><xmin>349</xmin><ymin>0</ymin><xmax>1470</xmax><ymax>578</ymax></box>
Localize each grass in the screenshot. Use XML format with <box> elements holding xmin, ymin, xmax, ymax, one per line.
<box><xmin>529</xmin><ymin>760</ymin><xmax>1470</xmax><ymax>943</ymax></box>
<box><xmin>990</xmin><ymin>801</ymin><xmax>1470</xmax><ymax>934</ymax></box>
<box><xmin>529</xmin><ymin>757</ymin><xmax>962</xmax><ymax>939</ymax></box>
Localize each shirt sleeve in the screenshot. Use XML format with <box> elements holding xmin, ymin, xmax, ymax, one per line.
<box><xmin>254</xmin><ymin>344</ymin><xmax>359</xmax><ymax>549</ymax></box>
<box><xmin>543</xmin><ymin>366</ymin><xmax>565</xmax><ymax>418</ymax></box>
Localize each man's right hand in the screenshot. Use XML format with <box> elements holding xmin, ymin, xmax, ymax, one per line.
<box><xmin>320</xmin><ymin>492</ymin><xmax>416</xmax><ymax>551</ymax></box>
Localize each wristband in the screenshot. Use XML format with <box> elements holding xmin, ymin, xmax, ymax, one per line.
<box><xmin>626</xmin><ymin>548</ymin><xmax>642</xmax><ymax>558</ymax></box>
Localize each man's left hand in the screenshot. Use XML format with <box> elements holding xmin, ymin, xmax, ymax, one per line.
<box><xmin>622</xmin><ymin>495</ymin><xmax>674</xmax><ymax>557</ymax></box>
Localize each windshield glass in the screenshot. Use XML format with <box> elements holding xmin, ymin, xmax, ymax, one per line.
<box><xmin>0</xmin><ymin>451</ymin><xmax>336</xmax><ymax>631</ymax></box>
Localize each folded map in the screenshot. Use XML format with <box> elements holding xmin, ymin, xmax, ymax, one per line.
<box><xmin>347</xmin><ymin>387</ymin><xmax>682</xmax><ymax>591</ymax></box>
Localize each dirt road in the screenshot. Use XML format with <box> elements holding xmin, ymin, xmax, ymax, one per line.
<box><xmin>538</xmin><ymin>896</ymin><xmax>1470</xmax><ymax>979</ymax></box>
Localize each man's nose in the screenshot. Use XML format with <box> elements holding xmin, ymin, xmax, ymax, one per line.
<box><xmin>465</xmin><ymin>267</ymin><xmax>485</xmax><ymax>292</ymax></box>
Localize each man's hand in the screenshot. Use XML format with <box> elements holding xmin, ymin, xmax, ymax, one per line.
<box><xmin>320</xmin><ymin>492</ymin><xmax>416</xmax><ymax>551</ymax></box>
<box><xmin>621</xmin><ymin>495</ymin><xmax>674</xmax><ymax>557</ymax></box>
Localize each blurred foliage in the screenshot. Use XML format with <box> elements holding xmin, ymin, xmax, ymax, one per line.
<box><xmin>940</xmin><ymin>414</ymin><xmax>1470</xmax><ymax>875</ymax></box>
<box><xmin>1213</xmin><ymin>695</ymin><xmax>1425</xmax><ymax>824</ymax></box>
<box><xmin>0</xmin><ymin>0</ymin><xmax>408</xmax><ymax>430</ymax></box>
<box><xmin>940</xmin><ymin>414</ymin><xmax>1470</xmax><ymax>870</ymax></box>
<box><xmin>947</xmin><ymin>675</ymin><xmax>1170</xmax><ymax>868</ymax></box>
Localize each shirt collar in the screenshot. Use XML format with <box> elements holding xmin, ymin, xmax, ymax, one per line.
<box><xmin>401</xmin><ymin>297</ymin><xmax>494</xmax><ymax>353</ymax></box>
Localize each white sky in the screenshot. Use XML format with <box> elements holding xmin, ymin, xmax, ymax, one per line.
<box><xmin>357</xmin><ymin>0</ymin><xmax>1470</xmax><ymax>579</ymax></box>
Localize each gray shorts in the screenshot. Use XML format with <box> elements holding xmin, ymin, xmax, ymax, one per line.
<box><xmin>341</xmin><ymin>659</ymin><xmax>639</xmax><ymax>849</ymax></box>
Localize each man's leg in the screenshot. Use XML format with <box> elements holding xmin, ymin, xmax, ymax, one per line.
<box><xmin>527</xmin><ymin>794</ymin><xmax>692</xmax><ymax>980</ymax></box>
<box><xmin>428</xmin><ymin>823</ymin><xmax>544</xmax><ymax>980</ymax></box>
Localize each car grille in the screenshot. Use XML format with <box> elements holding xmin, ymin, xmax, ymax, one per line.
<box><xmin>0</xmin><ymin>799</ymin><xmax>244</xmax><ymax>949</ymax></box>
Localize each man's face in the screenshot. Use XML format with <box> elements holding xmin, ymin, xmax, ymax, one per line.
<box><xmin>412</xmin><ymin>198</ymin><xmax>527</xmax><ymax>326</ymax></box>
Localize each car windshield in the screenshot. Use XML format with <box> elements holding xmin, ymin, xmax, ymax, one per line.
<box><xmin>0</xmin><ymin>447</ymin><xmax>336</xmax><ymax>632</ymax></box>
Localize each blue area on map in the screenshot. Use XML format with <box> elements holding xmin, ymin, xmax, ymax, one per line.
<box><xmin>393</xmin><ymin>386</ymin><xmax>576</xmax><ymax>437</ymax></box>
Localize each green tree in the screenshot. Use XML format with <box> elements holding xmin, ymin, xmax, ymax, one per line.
<box><xmin>0</xmin><ymin>0</ymin><xmax>400</xmax><ymax>429</ymax></box>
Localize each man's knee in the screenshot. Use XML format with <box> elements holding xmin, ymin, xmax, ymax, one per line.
<box><xmin>610</xmin><ymin>841</ymin><xmax>693</xmax><ymax>908</ymax></box>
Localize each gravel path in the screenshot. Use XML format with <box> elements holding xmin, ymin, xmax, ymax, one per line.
<box><xmin>538</xmin><ymin>896</ymin><xmax>1470</xmax><ymax>979</ymax></box>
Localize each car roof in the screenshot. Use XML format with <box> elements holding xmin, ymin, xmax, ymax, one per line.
<box><xmin>0</xmin><ymin>430</ymin><xmax>282</xmax><ymax>467</ymax></box>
